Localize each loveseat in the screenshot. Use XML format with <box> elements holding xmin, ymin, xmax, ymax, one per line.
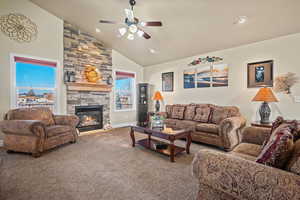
<box><xmin>163</xmin><ymin>104</ymin><xmax>246</xmax><ymax>151</ymax></box>
<box><xmin>0</xmin><ymin>107</ymin><xmax>79</xmax><ymax>157</ymax></box>
<box><xmin>192</xmin><ymin>126</ymin><xmax>300</xmax><ymax>200</ymax></box>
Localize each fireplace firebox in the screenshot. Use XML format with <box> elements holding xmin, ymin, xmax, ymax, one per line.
<box><xmin>75</xmin><ymin>105</ymin><xmax>103</xmax><ymax>132</ymax></box>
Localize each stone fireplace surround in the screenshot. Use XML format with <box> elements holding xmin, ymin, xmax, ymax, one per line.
<box><xmin>63</xmin><ymin>22</ymin><xmax>112</xmax><ymax>130</ymax></box>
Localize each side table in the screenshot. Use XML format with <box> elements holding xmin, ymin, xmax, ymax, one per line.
<box><xmin>251</xmin><ymin>121</ymin><xmax>272</xmax><ymax>129</ymax></box>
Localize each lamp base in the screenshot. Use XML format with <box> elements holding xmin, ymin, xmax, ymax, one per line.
<box><xmin>259</xmin><ymin>102</ymin><xmax>271</xmax><ymax>124</ymax></box>
<box><xmin>155</xmin><ymin>100</ymin><xmax>160</xmax><ymax>113</ymax></box>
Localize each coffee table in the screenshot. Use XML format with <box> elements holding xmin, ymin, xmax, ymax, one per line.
<box><xmin>130</xmin><ymin>126</ymin><xmax>192</xmax><ymax>162</ymax></box>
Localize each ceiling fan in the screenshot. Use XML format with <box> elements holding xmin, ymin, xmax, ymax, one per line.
<box><xmin>99</xmin><ymin>0</ymin><xmax>162</xmax><ymax>40</ymax></box>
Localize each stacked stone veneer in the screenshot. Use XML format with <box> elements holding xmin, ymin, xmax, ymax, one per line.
<box><xmin>63</xmin><ymin>22</ymin><xmax>112</xmax><ymax>127</ymax></box>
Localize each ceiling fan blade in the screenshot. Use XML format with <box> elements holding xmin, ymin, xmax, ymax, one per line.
<box><xmin>138</xmin><ymin>29</ymin><xmax>151</xmax><ymax>39</ymax></box>
<box><xmin>141</xmin><ymin>21</ymin><xmax>163</xmax><ymax>27</ymax></box>
<box><xmin>124</xmin><ymin>8</ymin><xmax>134</xmax><ymax>22</ymax></box>
<box><xmin>99</xmin><ymin>20</ymin><xmax>119</xmax><ymax>24</ymax></box>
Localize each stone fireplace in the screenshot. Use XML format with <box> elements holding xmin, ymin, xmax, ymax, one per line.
<box><xmin>63</xmin><ymin>21</ymin><xmax>112</xmax><ymax>131</ymax></box>
<box><xmin>75</xmin><ymin>105</ymin><xmax>103</xmax><ymax>132</ymax></box>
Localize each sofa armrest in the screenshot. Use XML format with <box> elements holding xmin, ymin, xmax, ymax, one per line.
<box><xmin>242</xmin><ymin>126</ymin><xmax>271</xmax><ymax>145</ymax></box>
<box><xmin>53</xmin><ymin>115</ymin><xmax>79</xmax><ymax>127</ymax></box>
<box><xmin>219</xmin><ymin>116</ymin><xmax>246</xmax><ymax>151</ymax></box>
<box><xmin>0</xmin><ymin>120</ymin><xmax>45</xmax><ymax>136</ymax></box>
<box><xmin>192</xmin><ymin>149</ymin><xmax>300</xmax><ymax>200</ymax></box>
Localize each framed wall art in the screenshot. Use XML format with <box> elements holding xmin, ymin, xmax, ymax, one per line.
<box><xmin>183</xmin><ymin>68</ymin><xmax>196</xmax><ymax>89</ymax></box>
<box><xmin>212</xmin><ymin>64</ymin><xmax>229</xmax><ymax>87</ymax></box>
<box><xmin>247</xmin><ymin>60</ymin><xmax>273</xmax><ymax>88</ymax></box>
<box><xmin>162</xmin><ymin>72</ymin><xmax>174</xmax><ymax>92</ymax></box>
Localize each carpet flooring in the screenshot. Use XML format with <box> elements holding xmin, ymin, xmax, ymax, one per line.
<box><xmin>0</xmin><ymin>128</ymin><xmax>214</xmax><ymax>200</ymax></box>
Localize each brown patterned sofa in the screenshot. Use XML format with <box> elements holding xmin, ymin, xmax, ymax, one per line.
<box><xmin>192</xmin><ymin>126</ymin><xmax>300</xmax><ymax>200</ymax></box>
<box><xmin>0</xmin><ymin>107</ymin><xmax>79</xmax><ymax>157</ymax></box>
<box><xmin>163</xmin><ymin>104</ymin><xmax>246</xmax><ymax>151</ymax></box>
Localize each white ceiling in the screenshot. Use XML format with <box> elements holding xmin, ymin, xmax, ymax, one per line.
<box><xmin>30</xmin><ymin>0</ymin><xmax>300</xmax><ymax>66</ymax></box>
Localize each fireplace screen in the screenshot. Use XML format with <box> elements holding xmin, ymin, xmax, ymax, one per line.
<box><xmin>75</xmin><ymin>105</ymin><xmax>103</xmax><ymax>132</ymax></box>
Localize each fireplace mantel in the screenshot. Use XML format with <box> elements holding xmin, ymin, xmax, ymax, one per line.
<box><xmin>66</xmin><ymin>82</ymin><xmax>113</xmax><ymax>92</ymax></box>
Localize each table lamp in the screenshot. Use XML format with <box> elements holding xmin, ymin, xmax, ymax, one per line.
<box><xmin>252</xmin><ymin>87</ymin><xmax>279</xmax><ymax>124</ymax></box>
<box><xmin>153</xmin><ymin>91</ymin><xmax>163</xmax><ymax>112</ymax></box>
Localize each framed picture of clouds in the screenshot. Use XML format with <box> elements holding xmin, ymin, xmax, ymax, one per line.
<box><xmin>247</xmin><ymin>60</ymin><xmax>273</xmax><ymax>88</ymax></box>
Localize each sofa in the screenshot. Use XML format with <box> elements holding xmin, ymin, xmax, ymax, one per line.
<box><xmin>163</xmin><ymin>104</ymin><xmax>246</xmax><ymax>151</ymax></box>
<box><xmin>192</xmin><ymin>126</ymin><xmax>300</xmax><ymax>200</ymax></box>
<box><xmin>0</xmin><ymin>107</ymin><xmax>79</xmax><ymax>157</ymax></box>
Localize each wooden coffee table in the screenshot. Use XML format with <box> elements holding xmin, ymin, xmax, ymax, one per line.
<box><xmin>130</xmin><ymin>126</ymin><xmax>192</xmax><ymax>162</ymax></box>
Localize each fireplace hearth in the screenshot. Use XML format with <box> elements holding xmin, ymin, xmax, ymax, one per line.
<box><xmin>75</xmin><ymin>105</ymin><xmax>103</xmax><ymax>132</ymax></box>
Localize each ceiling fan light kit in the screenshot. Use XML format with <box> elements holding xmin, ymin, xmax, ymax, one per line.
<box><xmin>99</xmin><ymin>0</ymin><xmax>162</xmax><ymax>41</ymax></box>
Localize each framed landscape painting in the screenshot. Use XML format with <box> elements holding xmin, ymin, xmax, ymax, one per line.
<box><xmin>196</xmin><ymin>65</ymin><xmax>211</xmax><ymax>88</ymax></box>
<box><xmin>212</xmin><ymin>64</ymin><xmax>228</xmax><ymax>87</ymax></box>
<box><xmin>162</xmin><ymin>72</ymin><xmax>174</xmax><ymax>92</ymax></box>
<box><xmin>184</xmin><ymin>68</ymin><xmax>196</xmax><ymax>89</ymax></box>
<box><xmin>247</xmin><ymin>60</ymin><xmax>273</xmax><ymax>88</ymax></box>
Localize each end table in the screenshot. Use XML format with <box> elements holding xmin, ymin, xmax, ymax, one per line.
<box><xmin>251</xmin><ymin>121</ymin><xmax>272</xmax><ymax>129</ymax></box>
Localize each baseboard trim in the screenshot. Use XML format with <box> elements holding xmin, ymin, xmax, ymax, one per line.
<box><xmin>112</xmin><ymin>121</ymin><xmax>137</xmax><ymax>128</ymax></box>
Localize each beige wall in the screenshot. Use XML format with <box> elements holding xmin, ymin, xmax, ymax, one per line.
<box><xmin>144</xmin><ymin>33</ymin><xmax>300</xmax><ymax>123</ymax></box>
<box><xmin>0</xmin><ymin>0</ymin><xmax>64</xmax><ymax>138</ymax></box>
<box><xmin>111</xmin><ymin>50</ymin><xmax>143</xmax><ymax>127</ymax></box>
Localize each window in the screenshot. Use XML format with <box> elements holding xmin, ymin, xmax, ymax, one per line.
<box><xmin>114</xmin><ymin>70</ymin><xmax>136</xmax><ymax>111</ymax></box>
<box><xmin>11</xmin><ymin>55</ymin><xmax>58</xmax><ymax>111</ymax></box>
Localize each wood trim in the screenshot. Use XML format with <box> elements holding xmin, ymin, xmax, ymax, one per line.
<box><xmin>66</xmin><ymin>82</ymin><xmax>113</xmax><ymax>92</ymax></box>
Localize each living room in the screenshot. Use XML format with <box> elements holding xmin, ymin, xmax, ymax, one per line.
<box><xmin>1</xmin><ymin>0</ymin><xmax>300</xmax><ymax>199</ymax></box>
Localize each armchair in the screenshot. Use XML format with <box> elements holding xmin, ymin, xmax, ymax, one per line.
<box><xmin>0</xmin><ymin>107</ymin><xmax>79</xmax><ymax>157</ymax></box>
<box><xmin>192</xmin><ymin>126</ymin><xmax>300</xmax><ymax>200</ymax></box>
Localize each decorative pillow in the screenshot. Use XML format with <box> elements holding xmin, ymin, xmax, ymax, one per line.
<box><xmin>256</xmin><ymin>124</ymin><xmax>294</xmax><ymax>169</ymax></box>
<box><xmin>262</xmin><ymin>117</ymin><xmax>299</xmax><ymax>148</ymax></box>
<box><xmin>210</xmin><ymin>106</ymin><xmax>230</xmax><ymax>124</ymax></box>
<box><xmin>165</xmin><ymin>105</ymin><xmax>173</xmax><ymax>118</ymax></box>
<box><xmin>171</xmin><ymin>106</ymin><xmax>185</xmax><ymax>120</ymax></box>
<box><xmin>193</xmin><ymin>106</ymin><xmax>211</xmax><ymax>123</ymax></box>
<box><xmin>184</xmin><ymin>105</ymin><xmax>196</xmax><ymax>120</ymax></box>
<box><xmin>286</xmin><ymin>140</ymin><xmax>300</xmax><ymax>175</ymax></box>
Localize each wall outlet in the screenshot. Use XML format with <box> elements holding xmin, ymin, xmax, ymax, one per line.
<box><xmin>294</xmin><ymin>96</ymin><xmax>300</xmax><ymax>103</ymax></box>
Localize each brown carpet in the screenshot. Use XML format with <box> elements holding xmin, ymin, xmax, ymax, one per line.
<box><xmin>0</xmin><ymin>128</ymin><xmax>215</xmax><ymax>200</ymax></box>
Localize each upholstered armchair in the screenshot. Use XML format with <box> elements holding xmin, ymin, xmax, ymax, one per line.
<box><xmin>192</xmin><ymin>126</ymin><xmax>300</xmax><ymax>200</ymax></box>
<box><xmin>0</xmin><ymin>107</ymin><xmax>79</xmax><ymax>157</ymax></box>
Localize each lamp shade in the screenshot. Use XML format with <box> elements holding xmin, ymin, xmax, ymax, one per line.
<box><xmin>153</xmin><ymin>91</ymin><xmax>163</xmax><ymax>101</ymax></box>
<box><xmin>252</xmin><ymin>87</ymin><xmax>279</xmax><ymax>102</ymax></box>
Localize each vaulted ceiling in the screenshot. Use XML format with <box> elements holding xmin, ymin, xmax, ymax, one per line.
<box><xmin>31</xmin><ymin>0</ymin><xmax>300</xmax><ymax>66</ymax></box>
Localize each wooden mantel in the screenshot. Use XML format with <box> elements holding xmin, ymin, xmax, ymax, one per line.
<box><xmin>66</xmin><ymin>82</ymin><xmax>113</xmax><ymax>92</ymax></box>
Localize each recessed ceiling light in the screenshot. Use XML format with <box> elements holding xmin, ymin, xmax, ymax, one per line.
<box><xmin>235</xmin><ymin>16</ymin><xmax>248</xmax><ymax>24</ymax></box>
<box><xmin>149</xmin><ymin>48</ymin><xmax>158</xmax><ymax>54</ymax></box>
<box><xmin>95</xmin><ymin>28</ymin><xmax>101</xmax><ymax>33</ymax></box>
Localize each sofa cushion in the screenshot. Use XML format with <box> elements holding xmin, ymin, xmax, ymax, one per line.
<box><xmin>256</xmin><ymin>124</ymin><xmax>294</xmax><ymax>169</ymax></box>
<box><xmin>176</xmin><ymin>120</ymin><xmax>197</xmax><ymax>131</ymax></box>
<box><xmin>46</xmin><ymin>125</ymin><xmax>71</xmax><ymax>137</ymax></box>
<box><xmin>165</xmin><ymin>105</ymin><xmax>173</xmax><ymax>118</ymax></box>
<box><xmin>286</xmin><ymin>139</ymin><xmax>300</xmax><ymax>175</ymax></box>
<box><xmin>232</xmin><ymin>143</ymin><xmax>262</xmax><ymax>157</ymax></box>
<box><xmin>6</xmin><ymin>107</ymin><xmax>55</xmax><ymax>126</ymax></box>
<box><xmin>164</xmin><ymin>118</ymin><xmax>179</xmax><ymax>126</ymax></box>
<box><xmin>171</xmin><ymin>105</ymin><xmax>185</xmax><ymax>119</ymax></box>
<box><xmin>210</xmin><ymin>106</ymin><xmax>229</xmax><ymax>124</ymax></box>
<box><xmin>196</xmin><ymin>123</ymin><xmax>219</xmax><ymax>135</ymax></box>
<box><xmin>184</xmin><ymin>105</ymin><xmax>196</xmax><ymax>120</ymax></box>
<box><xmin>193</xmin><ymin>105</ymin><xmax>211</xmax><ymax>123</ymax></box>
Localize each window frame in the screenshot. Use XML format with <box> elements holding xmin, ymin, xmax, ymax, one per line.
<box><xmin>114</xmin><ymin>69</ymin><xmax>136</xmax><ymax>112</ymax></box>
<box><xmin>10</xmin><ymin>53</ymin><xmax>60</xmax><ymax>113</ymax></box>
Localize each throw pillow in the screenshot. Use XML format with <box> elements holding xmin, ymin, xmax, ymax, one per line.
<box><xmin>286</xmin><ymin>139</ymin><xmax>300</xmax><ymax>175</ymax></box>
<box><xmin>184</xmin><ymin>105</ymin><xmax>196</xmax><ymax>120</ymax></box>
<box><xmin>165</xmin><ymin>105</ymin><xmax>173</xmax><ymax>118</ymax></box>
<box><xmin>210</xmin><ymin>106</ymin><xmax>229</xmax><ymax>124</ymax></box>
<box><xmin>193</xmin><ymin>105</ymin><xmax>211</xmax><ymax>123</ymax></box>
<box><xmin>256</xmin><ymin>124</ymin><xmax>294</xmax><ymax>169</ymax></box>
<box><xmin>171</xmin><ymin>106</ymin><xmax>185</xmax><ymax>120</ymax></box>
